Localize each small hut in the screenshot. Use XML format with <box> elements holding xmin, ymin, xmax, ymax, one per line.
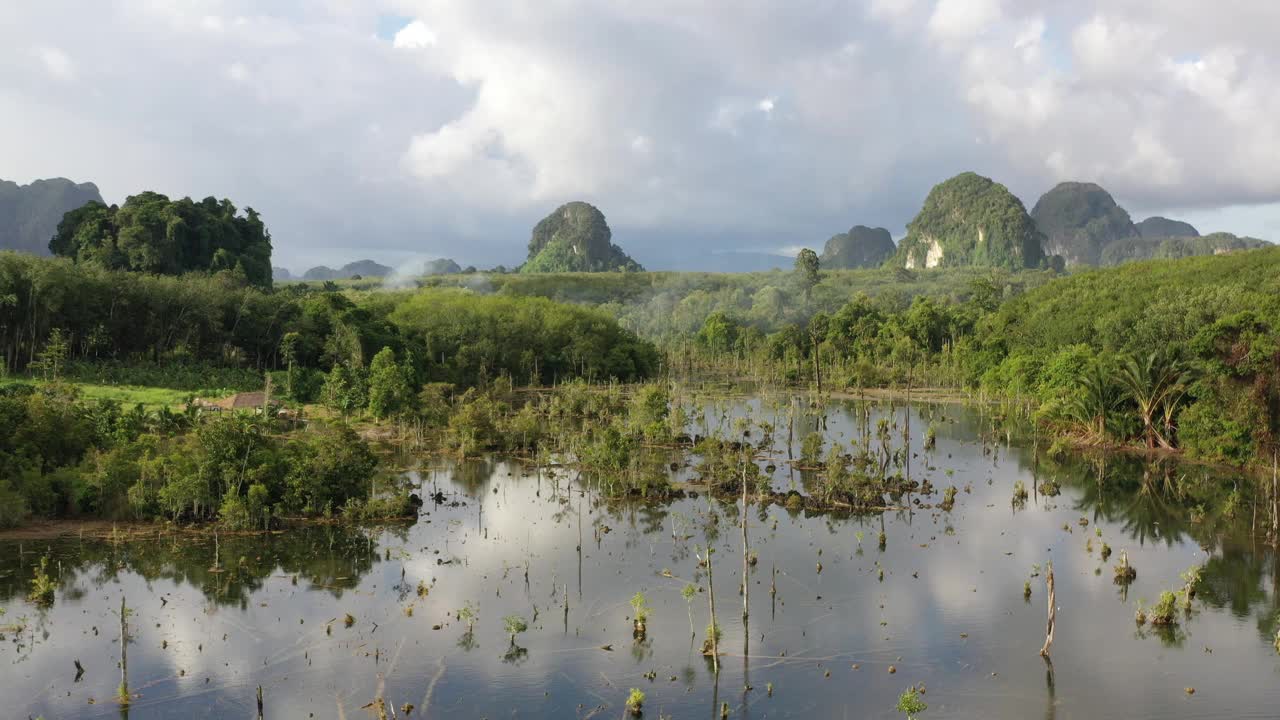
<box><xmin>214</xmin><ymin>391</ymin><xmax>268</xmax><ymax>411</ymax></box>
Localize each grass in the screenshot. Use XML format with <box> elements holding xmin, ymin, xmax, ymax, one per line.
<box><xmin>0</xmin><ymin>380</ymin><xmax>209</xmax><ymax>410</ymax></box>
<box><xmin>73</xmin><ymin>383</ymin><xmax>195</xmax><ymax>409</ymax></box>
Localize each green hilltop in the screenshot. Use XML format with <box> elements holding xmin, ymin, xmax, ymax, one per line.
<box><xmin>893</xmin><ymin>172</ymin><xmax>1047</xmax><ymax>272</ymax></box>
<box><xmin>521</xmin><ymin>201</ymin><xmax>643</xmax><ymax>273</ymax></box>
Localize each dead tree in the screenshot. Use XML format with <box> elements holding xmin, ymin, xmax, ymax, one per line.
<box><xmin>1039</xmin><ymin>563</ymin><xmax>1056</xmax><ymax>657</ymax></box>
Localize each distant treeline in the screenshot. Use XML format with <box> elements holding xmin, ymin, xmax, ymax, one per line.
<box><xmin>0</xmin><ymin>252</ymin><xmax>656</xmax><ymax>385</ymax></box>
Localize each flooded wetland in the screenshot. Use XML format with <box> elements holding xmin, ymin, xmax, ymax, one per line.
<box><xmin>4</xmin><ymin>393</ymin><xmax>1280</xmax><ymax>720</ymax></box>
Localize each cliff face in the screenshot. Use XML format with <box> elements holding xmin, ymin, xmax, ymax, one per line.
<box><xmin>0</xmin><ymin>177</ymin><xmax>104</xmax><ymax>255</ymax></box>
<box><xmin>1030</xmin><ymin>182</ymin><xmax>1138</xmax><ymax>266</ymax></box>
<box><xmin>820</xmin><ymin>226</ymin><xmax>895</xmax><ymax>269</ymax></box>
<box><xmin>521</xmin><ymin>201</ymin><xmax>643</xmax><ymax>273</ymax></box>
<box><xmin>895</xmin><ymin>172</ymin><xmax>1046</xmax><ymax>271</ymax></box>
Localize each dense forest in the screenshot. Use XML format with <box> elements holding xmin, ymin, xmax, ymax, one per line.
<box><xmin>50</xmin><ymin>191</ymin><xmax>275</xmax><ymax>288</ymax></box>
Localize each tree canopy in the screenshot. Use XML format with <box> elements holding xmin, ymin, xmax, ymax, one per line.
<box><xmin>50</xmin><ymin>191</ymin><xmax>273</xmax><ymax>287</ymax></box>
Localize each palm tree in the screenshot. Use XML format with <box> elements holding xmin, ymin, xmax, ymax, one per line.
<box><xmin>1065</xmin><ymin>361</ymin><xmax>1124</xmax><ymax>442</ymax></box>
<box><xmin>1115</xmin><ymin>351</ymin><xmax>1191</xmax><ymax>449</ymax></box>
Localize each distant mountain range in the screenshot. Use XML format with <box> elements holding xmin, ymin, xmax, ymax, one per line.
<box><xmin>275</xmin><ymin>257</ymin><xmax>463</xmax><ymax>282</ymax></box>
<box><xmin>821</xmin><ymin>174</ymin><xmax>1269</xmax><ymax>272</ymax></box>
<box><xmin>0</xmin><ymin>178</ymin><xmax>103</xmax><ymax>255</ymax></box>
<box><xmin>1027</xmin><ymin>182</ymin><xmax>1263</xmax><ymax>267</ymax></box>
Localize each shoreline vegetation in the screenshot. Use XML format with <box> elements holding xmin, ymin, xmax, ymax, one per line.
<box><xmin>2</xmin><ymin>245</ymin><xmax>1280</xmax><ymax>540</ymax></box>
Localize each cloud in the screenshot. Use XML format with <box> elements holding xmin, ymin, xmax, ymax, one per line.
<box><xmin>392</xmin><ymin>19</ymin><xmax>436</xmax><ymax>49</ymax></box>
<box><xmin>35</xmin><ymin>45</ymin><xmax>75</xmax><ymax>81</ymax></box>
<box><xmin>0</xmin><ymin>0</ymin><xmax>1277</xmax><ymax>272</ymax></box>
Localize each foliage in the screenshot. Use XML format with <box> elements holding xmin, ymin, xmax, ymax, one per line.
<box><xmin>626</xmin><ymin>688</ymin><xmax>645</xmax><ymax>714</ymax></box>
<box><xmin>1101</xmin><ymin>232</ymin><xmax>1268</xmax><ymax>266</ymax></box>
<box><xmin>390</xmin><ymin>289</ymin><xmax>658</xmax><ymax>387</ymax></box>
<box><xmin>27</xmin><ymin>555</ymin><xmax>56</xmax><ymax>607</ymax></box>
<box><xmin>1149</xmin><ymin>590</ymin><xmax>1180</xmax><ymax>625</ymax></box>
<box><xmin>0</xmin><ymin>381</ymin><xmax>380</xmax><ymax>526</ymax></box>
<box><xmin>895</xmin><ymin>172</ymin><xmax>1047</xmax><ymax>271</ymax></box>
<box><xmin>50</xmin><ymin>191</ymin><xmax>273</xmax><ymax>287</ymax></box>
<box><xmin>503</xmin><ymin>614</ymin><xmax>529</xmax><ymax>644</ymax></box>
<box><xmin>367</xmin><ymin>346</ymin><xmax>412</xmax><ymax>419</ymax></box>
<box><xmin>800</xmin><ymin>431</ymin><xmax>824</xmax><ymax>466</ymax></box>
<box><xmin>522</xmin><ymin>201</ymin><xmax>643</xmax><ymax>273</ymax></box>
<box><xmin>794</xmin><ymin>248</ymin><xmax>821</xmax><ymax>297</ymax></box>
<box><xmin>896</xmin><ymin>686</ymin><xmax>927</xmax><ymax>719</ymax></box>
<box><xmin>629</xmin><ymin>591</ymin><xmax>651</xmax><ymax>624</ymax></box>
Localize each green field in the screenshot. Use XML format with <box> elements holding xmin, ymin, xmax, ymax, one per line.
<box><xmin>1</xmin><ymin>381</ymin><xmax>195</xmax><ymax>410</ymax></box>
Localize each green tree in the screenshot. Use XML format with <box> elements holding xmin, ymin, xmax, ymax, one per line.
<box><xmin>367</xmin><ymin>346</ymin><xmax>412</xmax><ymax>420</ymax></box>
<box><xmin>794</xmin><ymin>248</ymin><xmax>820</xmax><ymax>302</ymax></box>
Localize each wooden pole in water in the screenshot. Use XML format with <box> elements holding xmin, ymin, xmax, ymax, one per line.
<box><xmin>1039</xmin><ymin>564</ymin><xmax>1056</xmax><ymax>657</ymax></box>
<box><xmin>257</xmin><ymin>685</ymin><xmax>264</xmax><ymax>719</ymax></box>
<box><xmin>705</xmin><ymin>546</ymin><xmax>719</xmax><ymax>674</ymax></box>
<box><xmin>119</xmin><ymin>596</ymin><xmax>129</xmax><ymax>705</ymax></box>
<box><xmin>1272</xmin><ymin>448</ymin><xmax>1278</xmax><ymax>542</ymax></box>
<box><xmin>741</xmin><ymin>465</ymin><xmax>749</xmax><ymax>621</ymax></box>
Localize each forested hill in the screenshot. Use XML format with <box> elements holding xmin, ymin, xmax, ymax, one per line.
<box><xmin>984</xmin><ymin>243</ymin><xmax>1280</xmax><ymax>357</ymax></box>
<box><xmin>977</xmin><ymin>244</ymin><xmax>1280</xmax><ymax>462</ymax></box>
<box><xmin>0</xmin><ymin>177</ymin><xmax>102</xmax><ymax>255</ymax></box>
<box><xmin>51</xmin><ymin>191</ymin><xmax>274</xmax><ymax>288</ymax></box>
<box><xmin>522</xmin><ymin>201</ymin><xmax>643</xmax><ymax>273</ymax></box>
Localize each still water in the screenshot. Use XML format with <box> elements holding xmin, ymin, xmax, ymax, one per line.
<box><xmin>3</xmin><ymin>396</ymin><xmax>1279</xmax><ymax>719</ymax></box>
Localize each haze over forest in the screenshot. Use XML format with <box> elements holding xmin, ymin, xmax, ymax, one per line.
<box><xmin>2</xmin><ymin>2</ymin><xmax>1279</xmax><ymax>271</ymax></box>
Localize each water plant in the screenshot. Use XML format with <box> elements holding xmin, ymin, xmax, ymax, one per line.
<box><xmin>503</xmin><ymin>614</ymin><xmax>528</xmax><ymax>646</ymax></box>
<box><xmin>1148</xmin><ymin>591</ymin><xmax>1179</xmax><ymax>626</ymax></box>
<box><xmin>701</xmin><ymin>622</ymin><xmax>722</xmax><ymax>654</ymax></box>
<box><xmin>800</xmin><ymin>431</ymin><xmax>824</xmax><ymax>466</ymax></box>
<box><xmin>1180</xmin><ymin>565</ymin><xmax>1202</xmax><ymax>600</ymax></box>
<box><xmin>681</xmin><ymin>583</ymin><xmax>697</xmax><ymax>636</ymax></box>
<box><xmin>459</xmin><ymin>601</ymin><xmax>478</xmax><ymax>632</ymax></box>
<box><xmin>1113</xmin><ymin>550</ymin><xmax>1136</xmax><ymax>584</ymax></box>
<box><xmin>940</xmin><ymin>486</ymin><xmax>957</xmax><ymax>512</ymax></box>
<box><xmin>896</xmin><ymin>685</ymin><xmax>928</xmax><ymax>719</ymax></box>
<box><xmin>626</xmin><ymin>688</ymin><xmax>645</xmax><ymax>716</ymax></box>
<box><xmin>1011</xmin><ymin>480</ymin><xmax>1028</xmax><ymax>507</ymax></box>
<box><xmin>630</xmin><ymin>591</ymin><xmax>651</xmax><ymax>637</ymax></box>
<box><xmin>27</xmin><ymin>555</ymin><xmax>56</xmax><ymax>607</ymax></box>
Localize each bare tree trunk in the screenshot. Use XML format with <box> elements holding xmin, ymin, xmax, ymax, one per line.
<box><xmin>1039</xmin><ymin>565</ymin><xmax>1056</xmax><ymax>657</ymax></box>
<box><xmin>119</xmin><ymin>596</ymin><xmax>129</xmax><ymax>705</ymax></box>
<box><xmin>705</xmin><ymin>547</ymin><xmax>719</xmax><ymax>674</ymax></box>
<box><xmin>1272</xmin><ymin>448</ymin><xmax>1278</xmax><ymax>542</ymax></box>
<box><xmin>741</xmin><ymin>467</ymin><xmax>749</xmax><ymax>621</ymax></box>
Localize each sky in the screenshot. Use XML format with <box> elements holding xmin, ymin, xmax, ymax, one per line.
<box><xmin>2</xmin><ymin>0</ymin><xmax>1278</xmax><ymax>272</ymax></box>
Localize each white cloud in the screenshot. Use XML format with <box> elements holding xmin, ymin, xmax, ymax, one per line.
<box><xmin>928</xmin><ymin>0</ymin><xmax>1003</xmax><ymax>42</ymax></box>
<box><xmin>393</xmin><ymin>19</ymin><xmax>436</xmax><ymax>49</ymax></box>
<box><xmin>35</xmin><ymin>45</ymin><xmax>75</xmax><ymax>81</ymax></box>
<box><xmin>0</xmin><ymin>0</ymin><xmax>1277</xmax><ymax>271</ymax></box>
